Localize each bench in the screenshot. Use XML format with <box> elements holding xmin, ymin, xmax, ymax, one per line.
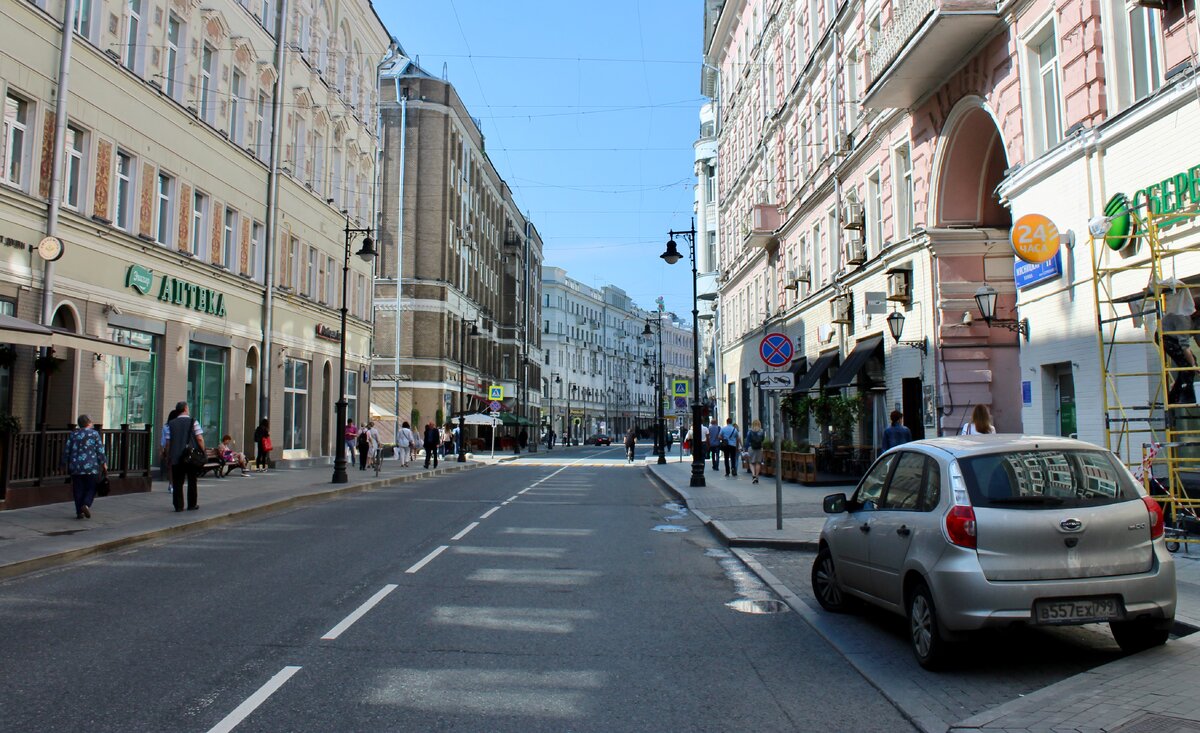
<box><xmin>197</xmin><ymin>449</ymin><xmax>235</xmax><ymax>478</ymax></box>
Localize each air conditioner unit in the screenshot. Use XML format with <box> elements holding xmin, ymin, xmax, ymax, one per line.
<box><xmin>844</xmin><ymin>241</ymin><xmax>867</xmax><ymax>266</ymax></box>
<box><xmin>783</xmin><ymin>269</ymin><xmax>799</xmax><ymax>290</ymax></box>
<box><xmin>843</xmin><ymin>200</ymin><xmax>865</xmax><ymax>231</ymax></box>
<box><xmin>831</xmin><ymin>295</ymin><xmax>852</xmax><ymax>324</ymax></box>
<box><xmin>837</xmin><ymin>132</ymin><xmax>854</xmax><ymax>153</ymax></box>
<box><xmin>795</xmin><ymin>265</ymin><xmax>811</xmax><ymax>284</ymax></box>
<box><xmin>886</xmin><ymin>271</ymin><xmax>911</xmax><ymax>302</ymax></box>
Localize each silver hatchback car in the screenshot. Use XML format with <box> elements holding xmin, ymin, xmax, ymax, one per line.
<box><xmin>812</xmin><ymin>435</ymin><xmax>1176</xmax><ymax>668</ymax></box>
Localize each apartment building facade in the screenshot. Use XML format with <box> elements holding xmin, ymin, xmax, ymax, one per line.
<box><xmin>374</xmin><ymin>59</ymin><xmax>543</xmax><ymax>443</ymax></box>
<box><xmin>0</xmin><ymin>0</ymin><xmax>390</xmax><ymax>490</ymax></box>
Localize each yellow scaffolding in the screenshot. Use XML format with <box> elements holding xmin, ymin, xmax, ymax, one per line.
<box><xmin>1092</xmin><ymin>199</ymin><xmax>1200</xmax><ymax>549</ymax></box>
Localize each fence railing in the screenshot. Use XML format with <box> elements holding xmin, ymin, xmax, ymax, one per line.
<box><xmin>1</xmin><ymin>424</ymin><xmax>153</xmax><ymax>500</ymax></box>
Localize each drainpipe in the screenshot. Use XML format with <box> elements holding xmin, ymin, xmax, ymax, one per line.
<box><xmin>392</xmin><ymin>73</ymin><xmax>407</xmax><ymax>438</ymax></box>
<box><xmin>260</xmin><ymin>0</ymin><xmax>290</xmax><ymax>424</ymax></box>
<box><xmin>929</xmin><ymin>248</ymin><xmax>945</xmax><ymax>437</ymax></box>
<box><xmin>40</xmin><ymin>0</ymin><xmax>77</xmax><ymax>327</ymax></box>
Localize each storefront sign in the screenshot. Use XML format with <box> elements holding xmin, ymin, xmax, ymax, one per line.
<box><xmin>1011</xmin><ymin>213</ymin><xmax>1061</xmax><ymax>263</ymax></box>
<box><xmin>124</xmin><ymin>265</ymin><xmax>227</xmax><ymax>317</ymax></box>
<box><xmin>315</xmin><ymin>324</ymin><xmax>341</xmax><ymax>342</ymax></box>
<box><xmin>1014</xmin><ymin>250</ymin><xmax>1063</xmax><ymax>289</ymax></box>
<box><xmin>1104</xmin><ymin>162</ymin><xmax>1200</xmax><ymax>250</ymax></box>
<box><xmin>2</xmin><ymin>236</ymin><xmax>30</xmax><ymax>250</ymax></box>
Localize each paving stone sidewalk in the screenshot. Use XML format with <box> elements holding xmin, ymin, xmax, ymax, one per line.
<box><xmin>649</xmin><ymin>460</ymin><xmax>1200</xmax><ymax>733</ymax></box>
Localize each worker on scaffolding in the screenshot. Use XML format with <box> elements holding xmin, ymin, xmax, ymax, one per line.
<box><xmin>1156</xmin><ymin>280</ymin><xmax>1199</xmax><ymax>406</ymax></box>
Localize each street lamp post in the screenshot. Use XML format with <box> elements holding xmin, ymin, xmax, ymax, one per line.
<box><xmin>457</xmin><ymin>315</ymin><xmax>479</xmax><ymax>463</ymax></box>
<box><xmin>661</xmin><ymin>219</ymin><xmax>707</xmax><ymax>488</ymax></box>
<box><xmin>643</xmin><ymin>319</ymin><xmax>667</xmax><ymax>465</ymax></box>
<box><xmin>333</xmin><ymin>216</ymin><xmax>378</xmax><ymax>483</ymax></box>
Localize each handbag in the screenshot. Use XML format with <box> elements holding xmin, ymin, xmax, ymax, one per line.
<box><xmin>181</xmin><ymin>419</ymin><xmax>208</xmax><ymax>469</ymax></box>
<box><xmin>261</xmin><ymin>436</ymin><xmax>273</xmax><ymax>453</ymax></box>
<box><xmin>96</xmin><ymin>472</ymin><xmax>111</xmax><ymax>497</ymax></box>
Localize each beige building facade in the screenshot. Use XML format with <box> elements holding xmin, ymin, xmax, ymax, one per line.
<box><xmin>0</xmin><ymin>0</ymin><xmax>390</xmax><ymax>503</ymax></box>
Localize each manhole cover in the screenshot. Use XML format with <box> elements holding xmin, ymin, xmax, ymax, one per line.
<box><xmin>726</xmin><ymin>599</ymin><xmax>789</xmax><ymax>614</ymax></box>
<box><xmin>651</xmin><ymin>524</ymin><xmax>688</xmax><ymax>533</ymax></box>
<box><xmin>1111</xmin><ymin>714</ymin><xmax>1200</xmax><ymax>733</ymax></box>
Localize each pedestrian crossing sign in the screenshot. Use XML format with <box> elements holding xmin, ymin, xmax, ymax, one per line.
<box><xmin>488</xmin><ymin>385</ymin><xmax>504</xmax><ymax>400</ymax></box>
<box><xmin>672</xmin><ymin>379</ymin><xmax>689</xmax><ymax>397</ymax></box>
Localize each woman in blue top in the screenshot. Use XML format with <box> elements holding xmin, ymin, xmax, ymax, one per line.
<box><xmin>62</xmin><ymin>414</ymin><xmax>107</xmax><ymax>519</ymax></box>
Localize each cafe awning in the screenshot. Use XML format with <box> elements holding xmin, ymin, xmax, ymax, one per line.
<box><xmin>0</xmin><ymin>314</ymin><xmax>149</xmax><ymax>359</ymax></box>
<box><xmin>825</xmin><ymin>336</ymin><xmax>884</xmax><ymax>390</ymax></box>
<box><xmin>793</xmin><ymin>351</ymin><xmax>839</xmax><ymax>393</ymax></box>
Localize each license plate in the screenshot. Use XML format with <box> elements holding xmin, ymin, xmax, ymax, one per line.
<box><xmin>1033</xmin><ymin>597</ymin><xmax>1123</xmax><ymax>625</ymax></box>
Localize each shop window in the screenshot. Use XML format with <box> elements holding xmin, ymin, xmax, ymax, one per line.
<box><xmin>345</xmin><ymin>369</ymin><xmax>358</xmax><ymax>424</ymax></box>
<box><xmin>187</xmin><ymin>342</ymin><xmax>226</xmax><ymax>441</ymax></box>
<box><xmin>0</xmin><ymin>299</ymin><xmax>13</xmax><ymax>412</ymax></box>
<box><xmin>1025</xmin><ymin>23</ymin><xmax>1063</xmax><ymax>157</ymax></box>
<box><xmin>3</xmin><ymin>92</ymin><xmax>32</xmax><ymax>191</ymax></box>
<box><xmin>892</xmin><ymin>143</ymin><xmax>914</xmax><ymax>237</ymax></box>
<box><xmin>104</xmin><ymin>328</ymin><xmax>156</xmax><ymax>430</ymax></box>
<box><xmin>283</xmin><ymin>357</ymin><xmax>309</xmax><ymax>450</ymax></box>
<box><xmin>114</xmin><ymin>150</ymin><xmax>134</xmax><ymax>231</ymax></box>
<box><xmin>1104</xmin><ymin>0</ymin><xmax>1163</xmax><ymax>112</ymax></box>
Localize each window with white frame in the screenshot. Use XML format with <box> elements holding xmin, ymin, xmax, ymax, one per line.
<box><xmin>356</xmin><ymin>273</ymin><xmax>367</xmax><ymax>317</ymax></box>
<box><xmin>254</xmin><ymin>92</ymin><xmax>269</xmax><ymax>157</ymax></box>
<box><xmin>814</xmin><ymin>102</ymin><xmax>825</xmax><ymax>161</ymax></box>
<box><xmin>828</xmin><ymin>209</ymin><xmax>840</xmax><ymax>272</ymax></box>
<box><xmin>283</xmin><ymin>358</ymin><xmax>309</xmax><ymax>451</ymax></box>
<box><xmin>866</xmin><ymin>168</ymin><xmax>883</xmax><ymax>256</ymax></box>
<box><xmin>1104</xmin><ymin>0</ymin><xmax>1163</xmax><ymax>112</ymax></box>
<box><xmin>799</xmin><ymin>234</ymin><xmax>810</xmax><ymax>296</ymax></box>
<box><xmin>74</xmin><ymin>0</ymin><xmax>97</xmax><ymax>42</ymax></box>
<box><xmin>251</xmin><ymin>221</ymin><xmax>264</xmax><ymax>281</ymax></box>
<box><xmin>1025</xmin><ymin>24</ymin><xmax>1063</xmax><ymax>156</ymax></box>
<box><xmin>866</xmin><ymin>14</ymin><xmax>881</xmax><ymax>84</ymax></box>
<box><xmin>191</xmin><ymin>190</ymin><xmax>208</xmax><ymax>257</ymax></box>
<box><xmin>222</xmin><ymin>207</ymin><xmax>237</xmax><ymax>267</ymax></box>
<box><xmin>324</xmin><ymin>256</ymin><xmax>335</xmax><ymax>304</ymax></box>
<box><xmin>306</xmin><ymin>246</ymin><xmax>317</xmax><ymax>296</ymax></box>
<box><xmin>114</xmin><ymin>150</ymin><xmax>134</xmax><ymax>231</ymax></box>
<box><xmin>800</xmin><ymin>119</ymin><xmax>810</xmax><ymax>179</ymax></box>
<box><xmin>200</xmin><ymin>44</ymin><xmax>215</xmax><ymax>124</ymax></box>
<box><xmin>3</xmin><ymin>93</ymin><xmax>31</xmax><ymax>190</ymax></box>
<box><xmin>846</xmin><ymin>53</ymin><xmax>860</xmax><ymax>129</ymax></box>
<box><xmin>155</xmin><ymin>172</ymin><xmax>174</xmax><ymax>246</ymax></box>
<box><xmin>893</xmin><ymin>143</ymin><xmax>914</xmax><ymax>236</ymax></box>
<box><xmin>293</xmin><ymin>116</ymin><xmax>307</xmax><ymax>177</ymax></box>
<box><xmin>165</xmin><ymin>15</ymin><xmax>182</xmax><ymax>100</ymax></box>
<box><xmin>124</xmin><ymin>0</ymin><xmax>143</xmax><ymax>72</ymax></box>
<box><xmin>261</xmin><ymin>0</ymin><xmax>275</xmax><ymax>33</ymax></box>
<box><xmin>331</xmin><ymin>145</ymin><xmax>343</xmax><ymax>208</ymax></box>
<box><xmin>229</xmin><ymin>69</ymin><xmax>244</xmax><ymax>143</ymax></box>
<box><xmin>313</xmin><ymin>131</ymin><xmax>325</xmax><ymax>192</ymax></box>
<box><xmin>64</xmin><ymin>126</ymin><xmax>86</xmax><ymax>210</ymax></box>
<box><xmin>811</xmin><ymin>223</ymin><xmax>823</xmax><ymax>285</ymax></box>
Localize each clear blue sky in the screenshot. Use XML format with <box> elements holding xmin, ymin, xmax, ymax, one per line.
<box><xmin>379</xmin><ymin>1</ymin><xmax>704</xmax><ymax>317</ymax></box>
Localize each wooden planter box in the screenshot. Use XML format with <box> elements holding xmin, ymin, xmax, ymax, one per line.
<box><xmin>761</xmin><ymin>450</ymin><xmax>775</xmax><ymax>477</ymax></box>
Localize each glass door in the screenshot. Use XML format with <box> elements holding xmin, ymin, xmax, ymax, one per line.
<box><xmin>187</xmin><ymin>342</ymin><xmax>227</xmax><ymax>441</ymax></box>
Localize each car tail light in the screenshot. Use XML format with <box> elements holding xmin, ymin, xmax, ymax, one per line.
<box><xmin>1142</xmin><ymin>495</ymin><xmax>1165</xmax><ymax>540</ymax></box>
<box><xmin>945</xmin><ymin>506</ymin><xmax>977</xmax><ymax>549</ymax></box>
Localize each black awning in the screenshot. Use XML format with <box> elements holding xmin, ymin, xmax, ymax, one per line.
<box><xmin>788</xmin><ymin>356</ymin><xmax>808</xmax><ymax>376</ymax></box>
<box><xmin>825</xmin><ymin>336</ymin><xmax>884</xmax><ymax>390</ymax></box>
<box><xmin>793</xmin><ymin>351</ymin><xmax>839</xmax><ymax>393</ymax></box>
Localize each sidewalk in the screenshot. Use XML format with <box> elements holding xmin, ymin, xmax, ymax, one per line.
<box><xmin>0</xmin><ymin>453</ymin><xmax>504</xmax><ymax>580</ymax></box>
<box><xmin>649</xmin><ymin>459</ymin><xmax>1200</xmax><ymax>733</ymax></box>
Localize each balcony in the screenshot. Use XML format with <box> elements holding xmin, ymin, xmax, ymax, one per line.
<box><xmin>863</xmin><ymin>0</ymin><xmax>1002</xmax><ymax>109</ymax></box>
<box><xmin>741</xmin><ymin>203</ymin><xmax>781</xmax><ymax>250</ymax></box>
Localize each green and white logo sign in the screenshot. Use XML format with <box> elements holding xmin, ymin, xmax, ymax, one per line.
<box><xmin>125</xmin><ymin>264</ymin><xmax>154</xmax><ymax>295</ymax></box>
<box><xmin>124</xmin><ymin>264</ymin><xmax>227</xmax><ymax>317</ymax></box>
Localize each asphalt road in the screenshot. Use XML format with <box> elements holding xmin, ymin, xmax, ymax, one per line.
<box><xmin>0</xmin><ymin>445</ymin><xmax>913</xmax><ymax>733</ymax></box>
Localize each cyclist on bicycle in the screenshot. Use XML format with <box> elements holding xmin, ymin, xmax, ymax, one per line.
<box><xmin>624</xmin><ymin>427</ymin><xmax>637</xmax><ymax>463</ymax></box>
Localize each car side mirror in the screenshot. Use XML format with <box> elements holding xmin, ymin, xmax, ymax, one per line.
<box><xmin>823</xmin><ymin>493</ymin><xmax>847</xmax><ymax>514</ymax></box>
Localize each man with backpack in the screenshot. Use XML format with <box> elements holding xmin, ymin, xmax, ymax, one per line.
<box><xmin>707</xmin><ymin>417</ymin><xmax>721</xmax><ymax>471</ymax></box>
<box><xmin>167</xmin><ymin>401</ymin><xmax>205</xmax><ymax>512</ymax></box>
<box><xmin>718</xmin><ymin>418</ymin><xmax>741</xmax><ymax>477</ymax></box>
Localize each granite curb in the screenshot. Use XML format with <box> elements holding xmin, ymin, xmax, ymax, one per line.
<box><xmin>0</xmin><ymin>461</ymin><xmax>484</xmax><ymax>581</ymax></box>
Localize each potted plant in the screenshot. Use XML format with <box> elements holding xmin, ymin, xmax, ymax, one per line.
<box><xmin>761</xmin><ymin>437</ymin><xmax>775</xmax><ymax>477</ymax></box>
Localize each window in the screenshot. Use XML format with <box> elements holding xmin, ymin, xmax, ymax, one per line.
<box><xmin>191</xmin><ymin>191</ymin><xmax>208</xmax><ymax>257</ymax></box>
<box><xmin>306</xmin><ymin>246</ymin><xmax>317</xmax><ymax>296</ymax></box>
<box><xmin>317</xmin><ymin>254</ymin><xmax>327</xmax><ymax>302</ymax></box>
<box><xmin>866</xmin><ymin>169</ymin><xmax>882</xmax><ymax>256</ymax></box>
<box><xmin>229</xmin><ymin>69</ymin><xmax>244</xmax><ymax>143</ymax></box>
<box><xmin>251</xmin><ymin>221</ymin><xmax>264</xmax><ymax>281</ymax></box>
<box><xmin>345</xmin><ymin>369</ymin><xmax>358</xmax><ymax>423</ymax></box>
<box><xmin>331</xmin><ymin>145</ymin><xmax>343</xmax><ymax>208</ymax></box>
<box><xmin>261</xmin><ymin>0</ymin><xmax>275</xmax><ymax>32</ymax></box>
<box><xmin>187</xmin><ymin>342</ymin><xmax>227</xmax><ymax>441</ymax></box>
<box><xmin>254</xmin><ymin>92</ymin><xmax>269</xmax><ymax>157</ymax></box>
<box><xmin>1105</xmin><ymin>0</ymin><xmax>1163</xmax><ymax>112</ymax></box>
<box><xmin>200</xmin><ymin>44</ymin><xmax>215</xmax><ymax>123</ymax></box>
<box><xmin>155</xmin><ymin>172</ymin><xmax>174</xmax><ymax>245</ymax></box>
<box><xmin>855</xmin><ymin>453</ymin><xmax>896</xmax><ymax>509</ymax></box>
<box><xmin>64</xmin><ymin>125</ymin><xmax>86</xmax><ymax>210</ymax></box>
<box><xmin>165</xmin><ymin>15</ymin><xmax>182</xmax><ymax>100</ymax></box>
<box><xmin>1026</xmin><ymin>25</ymin><xmax>1063</xmax><ymax>156</ymax></box>
<box><xmin>882</xmin><ymin>452</ymin><xmax>925</xmax><ymax>510</ymax></box>
<box><xmin>921</xmin><ymin>460</ymin><xmax>941</xmax><ymax>512</ymax></box>
<box><xmin>814</xmin><ymin>103</ymin><xmax>825</xmax><ymax>161</ymax></box>
<box><xmin>828</xmin><ymin>209</ymin><xmax>840</xmax><ymax>272</ymax></box>
<box><xmin>893</xmin><ymin>143</ymin><xmax>914</xmax><ymax>237</ymax></box>
<box><xmin>866</xmin><ymin>14</ymin><xmax>881</xmax><ymax>84</ymax></box>
<box><xmin>811</xmin><ymin>223</ymin><xmax>823</xmax><ymax>285</ymax></box>
<box><xmin>294</xmin><ymin>117</ymin><xmax>307</xmax><ymax>178</ymax></box>
<box><xmin>114</xmin><ymin>151</ymin><xmax>134</xmax><ymax>231</ymax></box>
<box><xmin>324</xmin><ymin>256</ymin><xmax>335</xmax><ymax>304</ymax></box>
<box><xmin>289</xmin><ymin>236</ymin><xmax>301</xmax><ymax>288</ymax></box>
<box><xmin>283</xmin><ymin>358</ymin><xmax>310</xmax><ymax>451</ymax></box>
<box><xmin>74</xmin><ymin>0</ymin><xmax>95</xmax><ymax>41</ymax></box>
<box><xmin>959</xmin><ymin>450</ymin><xmax>1139</xmax><ymax>509</ymax></box>
<box><xmin>3</xmin><ymin>93</ymin><xmax>30</xmax><ymax>189</ymax></box>
<box><xmin>104</xmin><ymin>328</ymin><xmax>156</xmax><ymax>430</ymax></box>
<box><xmin>0</xmin><ymin>299</ymin><xmax>13</xmax><ymax>411</ymax></box>
<box><xmin>845</xmin><ymin>53</ymin><xmax>860</xmax><ymax>129</ymax></box>
<box><xmin>312</xmin><ymin>131</ymin><xmax>324</xmax><ymax>192</ymax></box>
<box><xmin>357</xmin><ymin>273</ymin><xmax>367</xmax><ymax>317</ymax></box>
<box><xmin>222</xmin><ymin>207</ymin><xmax>238</xmax><ymax>267</ymax></box>
<box><xmin>123</xmin><ymin>0</ymin><xmax>142</xmax><ymax>72</ymax></box>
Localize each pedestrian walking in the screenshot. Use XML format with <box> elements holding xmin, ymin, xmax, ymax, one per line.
<box><xmin>160</xmin><ymin>407</ymin><xmax>180</xmax><ymax>487</ymax></box>
<box><xmin>624</xmin><ymin>427</ymin><xmax>637</xmax><ymax>463</ymax></box>
<box><xmin>357</xmin><ymin>426</ymin><xmax>371</xmax><ymax>470</ymax></box>
<box><xmin>441</xmin><ymin>424</ymin><xmax>454</xmax><ymax>457</ymax></box>
<box><xmin>548</xmin><ymin>429</ymin><xmax>556</xmax><ymax>450</ymax></box>
<box><xmin>718</xmin><ymin>418</ymin><xmax>740</xmax><ymax>477</ymax></box>
<box><xmin>167</xmin><ymin>401</ymin><xmax>205</xmax><ymax>512</ymax></box>
<box><xmin>960</xmin><ymin>404</ymin><xmax>997</xmax><ymax>435</ymax></box>
<box><xmin>396</xmin><ymin>421</ymin><xmax>412</xmax><ymax>466</ymax></box>
<box><xmin>62</xmin><ymin>414</ymin><xmax>106</xmax><ymax>519</ymax></box>
<box><xmin>344</xmin><ymin>419</ymin><xmax>358</xmax><ymax>467</ymax></box>
<box><xmin>253</xmin><ymin>418</ymin><xmax>271</xmax><ymax>472</ymax></box>
<box><xmin>518</xmin><ymin>428</ymin><xmax>529</xmax><ymax>452</ymax></box>
<box><xmin>882</xmin><ymin>411</ymin><xmax>913</xmax><ymax>450</ymax></box>
<box><xmin>707</xmin><ymin>417</ymin><xmax>721</xmax><ymax>471</ymax></box>
<box><xmin>423</xmin><ymin>421</ymin><xmax>440</xmax><ymax>468</ymax></box>
<box><xmin>746</xmin><ymin>419</ymin><xmax>766</xmax><ymax>484</ymax></box>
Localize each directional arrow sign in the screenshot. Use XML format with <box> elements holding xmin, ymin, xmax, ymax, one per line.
<box><xmin>758</xmin><ymin>371</ymin><xmax>795</xmax><ymax>390</ymax></box>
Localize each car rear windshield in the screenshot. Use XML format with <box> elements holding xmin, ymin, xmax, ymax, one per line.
<box><xmin>958</xmin><ymin>450</ymin><xmax>1141</xmax><ymax>509</ymax></box>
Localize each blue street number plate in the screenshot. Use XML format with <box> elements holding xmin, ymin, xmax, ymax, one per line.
<box><xmin>1033</xmin><ymin>597</ymin><xmax>1122</xmax><ymax>624</ymax></box>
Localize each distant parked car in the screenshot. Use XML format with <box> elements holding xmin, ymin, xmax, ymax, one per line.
<box><xmin>587</xmin><ymin>434</ymin><xmax>612</xmax><ymax>446</ymax></box>
<box><xmin>812</xmin><ymin>435</ymin><xmax>1176</xmax><ymax>668</ymax></box>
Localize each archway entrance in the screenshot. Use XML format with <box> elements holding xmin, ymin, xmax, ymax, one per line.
<box><xmin>321</xmin><ymin>361</ymin><xmax>332</xmax><ymax>457</ymax></box>
<box><xmin>933</xmin><ymin>104</ymin><xmax>1011</xmax><ymax>229</ymax></box>
<box><xmin>45</xmin><ymin>306</ymin><xmax>78</xmax><ymax>427</ymax></box>
<box><xmin>244</xmin><ymin>346</ymin><xmax>259</xmax><ymax>452</ymax></box>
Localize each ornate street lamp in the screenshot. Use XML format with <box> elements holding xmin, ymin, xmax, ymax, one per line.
<box><xmin>885</xmin><ymin>310</ymin><xmax>928</xmax><ymax>353</ymax></box>
<box><xmin>660</xmin><ymin>220</ymin><xmax>707</xmax><ymax>488</ymax></box>
<box><xmin>973</xmin><ymin>284</ymin><xmax>1030</xmax><ymax>341</ymax></box>
<box><xmin>642</xmin><ymin>320</ymin><xmax>667</xmax><ymax>464</ymax></box>
<box><xmin>457</xmin><ymin>316</ymin><xmax>480</xmax><ymax>462</ymax></box>
<box><xmin>333</xmin><ymin>216</ymin><xmax>378</xmax><ymax>483</ymax></box>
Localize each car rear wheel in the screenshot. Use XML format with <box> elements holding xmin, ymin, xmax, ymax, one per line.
<box><xmin>811</xmin><ymin>547</ymin><xmax>850</xmax><ymax>612</ymax></box>
<box><xmin>1110</xmin><ymin>619</ymin><xmax>1171</xmax><ymax>654</ymax></box>
<box><xmin>908</xmin><ymin>581</ymin><xmax>947</xmax><ymax>670</ymax></box>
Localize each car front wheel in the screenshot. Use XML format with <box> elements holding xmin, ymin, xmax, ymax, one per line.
<box><xmin>1110</xmin><ymin>619</ymin><xmax>1171</xmax><ymax>654</ymax></box>
<box><xmin>908</xmin><ymin>580</ymin><xmax>947</xmax><ymax>670</ymax></box>
<box><xmin>811</xmin><ymin>547</ymin><xmax>849</xmax><ymax>612</ymax></box>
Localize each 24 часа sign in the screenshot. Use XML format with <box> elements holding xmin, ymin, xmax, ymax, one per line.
<box><xmin>125</xmin><ymin>264</ymin><xmax>227</xmax><ymax>317</ymax></box>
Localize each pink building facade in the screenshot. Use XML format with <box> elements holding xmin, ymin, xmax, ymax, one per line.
<box><xmin>702</xmin><ymin>0</ymin><xmax>1196</xmax><ymax>451</ymax></box>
